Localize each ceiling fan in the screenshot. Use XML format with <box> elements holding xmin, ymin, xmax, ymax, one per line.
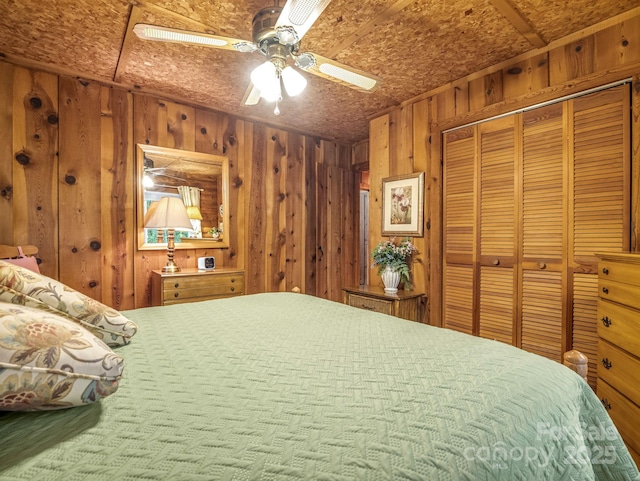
<box><xmin>133</xmin><ymin>0</ymin><xmax>382</xmax><ymax>115</ymax></box>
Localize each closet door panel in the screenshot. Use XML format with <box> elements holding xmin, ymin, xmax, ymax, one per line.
<box><xmin>443</xmin><ymin>128</ymin><xmax>476</xmax><ymax>333</ymax></box>
<box><xmin>520</xmin><ymin>103</ymin><xmax>566</xmax><ymax>360</ymax></box>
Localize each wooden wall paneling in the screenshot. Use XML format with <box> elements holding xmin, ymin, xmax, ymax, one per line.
<box><xmin>633</xmin><ymin>76</ymin><xmax>640</xmax><ymax>251</ymax></box>
<box><xmin>368</xmin><ymin>115</ymin><xmax>390</xmax><ymax>287</ymax></box>
<box><xmin>594</xmin><ymin>17</ymin><xmax>640</xmax><ymax>72</ymax></box>
<box><xmin>285</xmin><ymin>132</ymin><xmax>305</xmax><ymax>293</ymax></box>
<box><xmin>58</xmin><ymin>77</ymin><xmax>103</xmax><ymax>299</ymax></box>
<box><xmin>100</xmin><ymin>86</ymin><xmax>135</xmax><ymax>311</ymax></box>
<box><xmin>502</xmin><ymin>53</ymin><xmax>550</xmax><ymax>99</ymax></box>
<box><xmin>389</xmin><ymin>106</ymin><xmax>413</xmax><ymax>176</ymax></box>
<box><xmin>436</xmin><ymin>81</ymin><xmax>469</xmax><ymax>124</ymax></box>
<box><xmin>412</xmin><ymin>99</ymin><xmax>429</xmax><ymax>322</ymax></box>
<box><xmin>224</xmin><ymin>117</ymin><xmax>244</xmax><ymax>269</ymax></box>
<box><xmin>12</xmin><ymin>67</ymin><xmax>59</xmax><ymax>277</ymax></box>
<box><xmin>304</xmin><ymin>136</ymin><xmax>318</xmax><ymax>296</ymax></box>
<box><xmin>352</xmin><ymin>139</ymin><xmax>369</xmax><ymax>171</ymax></box>
<box><xmin>164</xmin><ymin>101</ymin><xmax>196</xmax><ymax>270</ymax></box>
<box><xmin>316</xmin><ymin>155</ymin><xmax>328</xmax><ymax>298</ymax></box>
<box><xmin>265</xmin><ymin>128</ymin><xmax>287</xmax><ymax>292</ymax></box>
<box><xmin>246</xmin><ymin>123</ymin><xmax>267</xmax><ymax>294</ymax></box>
<box><xmin>341</xmin><ymin>143</ymin><xmax>358</xmax><ymax>294</ymax></box>
<box><xmin>166</xmin><ymin>101</ymin><xmax>195</xmax><ymax>152</ymax></box>
<box><xmin>469</xmin><ymin>71</ymin><xmax>504</xmax><ymax>112</ymax></box>
<box><xmin>426</xmin><ymin>97</ymin><xmax>442</xmax><ymax>326</ymax></box>
<box><xmin>549</xmin><ymin>36</ymin><xmax>595</xmax><ymax>85</ymax></box>
<box><xmin>133</xmin><ymin>94</ymin><xmax>167</xmax><ymax>307</ymax></box>
<box><xmin>0</xmin><ymin>62</ymin><xmax>13</xmax><ymax>244</ymax></box>
<box><xmin>324</xmin><ymin>142</ymin><xmax>343</xmax><ymax>301</ymax></box>
<box><xmin>195</xmin><ymin>108</ymin><xmax>228</xmax><ymax>269</ymax></box>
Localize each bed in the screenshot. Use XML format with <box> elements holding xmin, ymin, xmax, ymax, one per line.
<box><xmin>1</xmin><ymin>292</ymin><xmax>639</xmax><ymax>480</ymax></box>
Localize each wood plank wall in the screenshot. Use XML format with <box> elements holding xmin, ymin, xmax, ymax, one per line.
<box><xmin>0</xmin><ymin>63</ymin><xmax>358</xmax><ymax>309</ymax></box>
<box><xmin>367</xmin><ymin>14</ymin><xmax>640</xmax><ymax>326</ymax></box>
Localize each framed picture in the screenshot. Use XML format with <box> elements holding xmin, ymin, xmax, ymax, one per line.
<box><xmin>381</xmin><ymin>172</ymin><xmax>425</xmax><ymax>236</ymax></box>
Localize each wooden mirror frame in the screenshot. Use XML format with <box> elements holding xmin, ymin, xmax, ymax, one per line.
<box><xmin>136</xmin><ymin>144</ymin><xmax>230</xmax><ymax>250</ymax></box>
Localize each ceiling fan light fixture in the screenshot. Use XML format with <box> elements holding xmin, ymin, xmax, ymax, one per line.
<box><xmin>251</xmin><ymin>61</ymin><xmax>282</xmax><ymax>102</ymax></box>
<box><xmin>319</xmin><ymin>63</ymin><xmax>378</xmax><ymax>91</ymax></box>
<box><xmin>281</xmin><ymin>66</ymin><xmax>307</xmax><ymax>97</ymax></box>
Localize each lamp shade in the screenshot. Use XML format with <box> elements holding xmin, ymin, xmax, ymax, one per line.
<box><xmin>282</xmin><ymin>66</ymin><xmax>307</xmax><ymax>97</ymax></box>
<box><xmin>144</xmin><ymin>197</ymin><xmax>193</xmax><ymax>231</ymax></box>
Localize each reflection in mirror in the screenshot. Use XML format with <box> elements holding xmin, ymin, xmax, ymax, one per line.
<box><xmin>136</xmin><ymin>144</ymin><xmax>230</xmax><ymax>250</ymax></box>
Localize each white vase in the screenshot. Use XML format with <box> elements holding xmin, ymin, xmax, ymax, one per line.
<box><xmin>381</xmin><ymin>265</ymin><xmax>401</xmax><ymax>294</ymax></box>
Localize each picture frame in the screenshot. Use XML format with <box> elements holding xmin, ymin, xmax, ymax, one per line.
<box><xmin>381</xmin><ymin>172</ymin><xmax>425</xmax><ymax>237</ymax></box>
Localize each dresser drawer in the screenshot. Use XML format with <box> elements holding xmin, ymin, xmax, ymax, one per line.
<box><xmin>599</xmin><ymin>278</ymin><xmax>640</xmax><ymax>311</ymax></box>
<box><xmin>346</xmin><ymin>294</ymin><xmax>393</xmax><ymax>315</ymax></box>
<box><xmin>598</xmin><ymin>340</ymin><xmax>640</xmax><ymax>407</ymax></box>
<box><xmin>599</xmin><ymin>259</ymin><xmax>640</xmax><ymax>287</ymax></box>
<box><xmin>597</xmin><ymin>299</ymin><xmax>640</xmax><ymax>358</ymax></box>
<box><xmin>597</xmin><ymin>380</ymin><xmax>640</xmax><ymax>456</ymax></box>
<box><xmin>163</xmin><ymin>273</ymin><xmax>243</xmax><ymax>303</ymax></box>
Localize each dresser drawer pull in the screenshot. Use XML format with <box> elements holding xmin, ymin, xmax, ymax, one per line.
<box><xmin>231</xmin><ymin>278</ymin><xmax>235</xmax><ymax>283</ymax></box>
<box><xmin>601</xmin><ymin>358</ymin><xmax>612</xmax><ymax>370</ymax></box>
<box><xmin>600</xmin><ymin>316</ymin><xmax>612</xmax><ymax>327</ymax></box>
<box><xmin>360</xmin><ymin>305</ymin><xmax>375</xmax><ymax>310</ymax></box>
<box><xmin>602</xmin><ymin>267</ymin><xmax>609</xmax><ymax>275</ymax></box>
<box><xmin>174</xmin><ymin>283</ymin><xmax>180</xmax><ymax>288</ymax></box>
<box><xmin>230</xmin><ymin>287</ymin><xmax>235</xmax><ymax>292</ymax></box>
<box><xmin>174</xmin><ymin>293</ymin><xmax>179</xmax><ymax>298</ymax></box>
<box><xmin>602</xmin><ymin>287</ymin><xmax>609</xmax><ymax>294</ymax></box>
<box><xmin>600</xmin><ymin>398</ymin><xmax>611</xmax><ymax>411</ymax></box>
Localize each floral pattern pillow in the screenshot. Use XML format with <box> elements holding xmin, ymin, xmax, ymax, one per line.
<box><xmin>0</xmin><ymin>260</ymin><xmax>137</xmax><ymax>347</ymax></box>
<box><xmin>0</xmin><ymin>302</ymin><xmax>124</xmax><ymax>411</ymax></box>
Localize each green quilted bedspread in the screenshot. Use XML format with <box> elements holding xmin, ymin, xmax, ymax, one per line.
<box><xmin>1</xmin><ymin>293</ymin><xmax>639</xmax><ymax>480</ymax></box>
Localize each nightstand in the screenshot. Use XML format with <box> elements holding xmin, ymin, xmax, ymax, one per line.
<box><xmin>151</xmin><ymin>268</ymin><xmax>244</xmax><ymax>306</ymax></box>
<box><xmin>342</xmin><ymin>285</ymin><xmax>426</xmax><ymax>322</ymax></box>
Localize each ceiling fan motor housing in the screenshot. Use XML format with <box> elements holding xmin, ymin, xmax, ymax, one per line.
<box><xmin>252</xmin><ymin>6</ymin><xmax>300</xmax><ymax>57</ymax></box>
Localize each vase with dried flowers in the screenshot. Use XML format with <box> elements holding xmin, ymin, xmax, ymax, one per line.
<box><xmin>371</xmin><ymin>237</ymin><xmax>418</xmax><ymax>293</ymax></box>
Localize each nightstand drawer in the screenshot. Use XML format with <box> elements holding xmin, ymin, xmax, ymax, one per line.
<box><xmin>347</xmin><ymin>294</ymin><xmax>393</xmax><ymax>315</ymax></box>
<box><xmin>598</xmin><ymin>340</ymin><xmax>640</xmax><ymax>407</ymax></box>
<box><xmin>152</xmin><ymin>268</ymin><xmax>244</xmax><ymax>306</ymax></box>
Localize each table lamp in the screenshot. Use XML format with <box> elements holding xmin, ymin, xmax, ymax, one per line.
<box><xmin>144</xmin><ymin>197</ymin><xmax>193</xmax><ymax>272</ymax></box>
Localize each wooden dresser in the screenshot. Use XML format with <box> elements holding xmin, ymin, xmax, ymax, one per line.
<box><xmin>151</xmin><ymin>268</ymin><xmax>244</xmax><ymax>306</ymax></box>
<box><xmin>596</xmin><ymin>253</ymin><xmax>640</xmax><ymax>466</ymax></box>
<box><xmin>342</xmin><ymin>285</ymin><xmax>425</xmax><ymax>323</ymax></box>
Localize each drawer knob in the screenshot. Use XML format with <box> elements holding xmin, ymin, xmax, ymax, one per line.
<box><xmin>230</xmin><ymin>287</ymin><xmax>235</xmax><ymax>292</ymax></box>
<box><xmin>231</xmin><ymin>278</ymin><xmax>235</xmax><ymax>283</ymax></box>
<box><xmin>601</xmin><ymin>316</ymin><xmax>612</xmax><ymax>327</ymax></box>
<box><xmin>601</xmin><ymin>358</ymin><xmax>612</xmax><ymax>370</ymax></box>
<box><xmin>602</xmin><ymin>268</ymin><xmax>609</xmax><ymax>275</ymax></box>
<box><xmin>492</xmin><ymin>258</ymin><xmax>500</xmax><ymax>266</ymax></box>
<box><xmin>600</xmin><ymin>398</ymin><xmax>611</xmax><ymax>411</ymax></box>
<box><xmin>361</xmin><ymin>304</ymin><xmax>375</xmax><ymax>310</ymax></box>
<box><xmin>174</xmin><ymin>293</ymin><xmax>179</xmax><ymax>298</ymax></box>
<box><xmin>602</xmin><ymin>287</ymin><xmax>609</xmax><ymax>294</ymax></box>
<box><xmin>174</xmin><ymin>283</ymin><xmax>180</xmax><ymax>288</ymax></box>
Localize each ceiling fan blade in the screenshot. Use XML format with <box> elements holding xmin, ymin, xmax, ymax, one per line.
<box><xmin>296</xmin><ymin>52</ymin><xmax>382</xmax><ymax>93</ymax></box>
<box><xmin>133</xmin><ymin>24</ymin><xmax>257</xmax><ymax>53</ymax></box>
<box><xmin>242</xmin><ymin>83</ymin><xmax>261</xmax><ymax>106</ymax></box>
<box><xmin>275</xmin><ymin>0</ymin><xmax>332</xmax><ymax>42</ymax></box>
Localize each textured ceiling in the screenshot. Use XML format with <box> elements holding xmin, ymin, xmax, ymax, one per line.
<box><xmin>0</xmin><ymin>0</ymin><xmax>637</xmax><ymax>142</ymax></box>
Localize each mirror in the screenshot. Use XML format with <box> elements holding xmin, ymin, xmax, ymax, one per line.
<box><xmin>136</xmin><ymin>144</ymin><xmax>230</xmax><ymax>250</ymax></box>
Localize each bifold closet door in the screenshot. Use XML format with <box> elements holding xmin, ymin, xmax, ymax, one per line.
<box><xmin>443</xmin><ymin>84</ymin><xmax>630</xmax><ymax>385</ymax></box>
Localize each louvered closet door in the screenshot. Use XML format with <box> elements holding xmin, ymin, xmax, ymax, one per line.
<box><xmin>570</xmin><ymin>85</ymin><xmax>630</xmax><ymax>386</ymax></box>
<box><xmin>478</xmin><ymin>117</ymin><xmax>517</xmax><ymax>344</ymax></box>
<box><xmin>520</xmin><ymin>103</ymin><xmax>565</xmax><ymax>361</ymax></box>
<box><xmin>443</xmin><ymin>127</ymin><xmax>476</xmax><ymax>335</ymax></box>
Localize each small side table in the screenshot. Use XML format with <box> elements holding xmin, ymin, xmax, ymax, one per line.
<box><xmin>342</xmin><ymin>285</ymin><xmax>426</xmax><ymax>322</ymax></box>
